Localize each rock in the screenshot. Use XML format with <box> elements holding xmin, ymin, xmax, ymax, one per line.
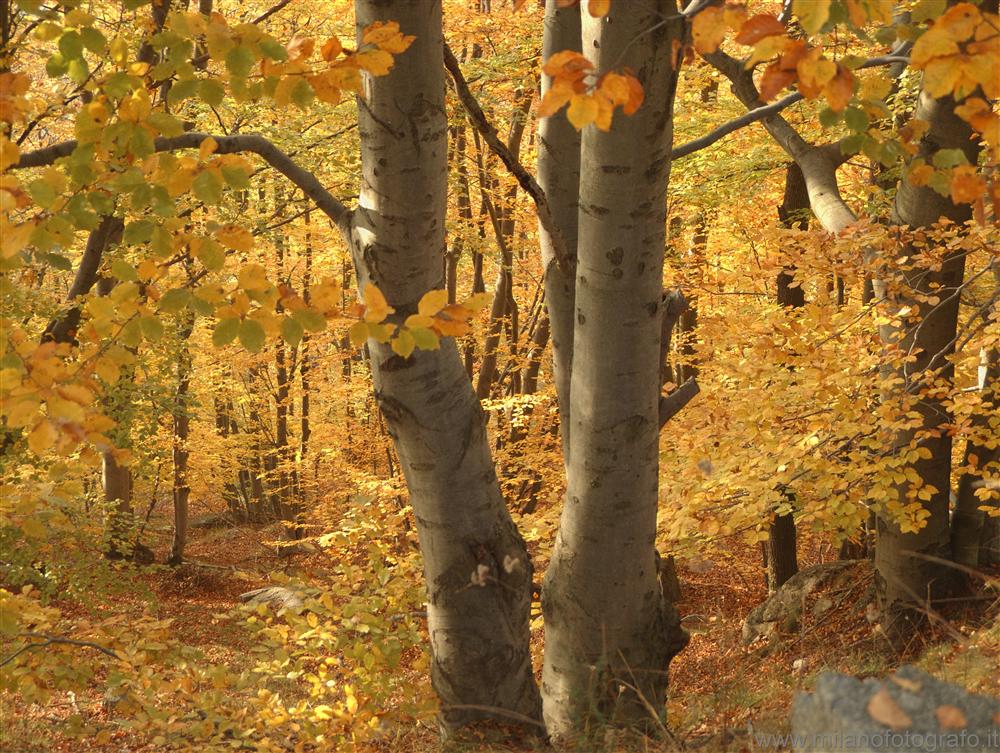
<box><xmin>191</xmin><ymin>513</ymin><xmax>234</xmax><ymax>529</ymax></box>
<box><xmin>238</xmin><ymin>586</ymin><xmax>304</xmax><ymax>611</ymax></box>
<box><xmin>791</xmin><ymin>665</ymin><xmax>1000</xmax><ymax>752</ymax></box>
<box><xmin>742</xmin><ymin>560</ymin><xmax>871</xmax><ymax>645</ymax></box>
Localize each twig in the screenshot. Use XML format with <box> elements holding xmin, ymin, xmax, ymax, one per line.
<box><xmin>2</xmin><ymin>633</ymin><xmax>122</xmax><ymax>667</ymax></box>
<box><xmin>443</xmin><ymin>43</ymin><xmax>572</xmax><ymax>274</ymax></box>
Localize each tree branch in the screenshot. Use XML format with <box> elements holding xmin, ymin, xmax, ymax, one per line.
<box><xmin>659</xmin><ymin>378</ymin><xmax>700</xmax><ymax>427</ymax></box>
<box><xmin>443</xmin><ymin>42</ymin><xmax>573</xmax><ymax>274</ymax></box>
<box><xmin>678</xmin><ymin>53</ymin><xmax>911</xmax><ymax>162</ymax></box>
<box><xmin>1</xmin><ymin>632</ymin><xmax>122</xmax><ymax>667</ymax></box>
<box><xmin>42</xmin><ymin>215</ymin><xmax>124</xmax><ymax>344</ymax></box>
<box><xmin>15</xmin><ymin>133</ymin><xmax>353</xmax><ymax>237</ymax></box>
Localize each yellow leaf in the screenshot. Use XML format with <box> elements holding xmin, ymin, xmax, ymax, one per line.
<box><xmin>238</xmin><ymin>263</ymin><xmax>269</xmax><ymax>292</ymax></box>
<box><xmin>348</xmin><ymin>321</ymin><xmax>369</xmax><ymax>348</ymax></box>
<box><xmin>216</xmin><ymin>224</ymin><xmax>254</xmax><ymax>252</ymax></box>
<box><xmin>286</xmin><ymin>35</ymin><xmax>315</xmax><ymax>62</ymax></box>
<box><xmin>567</xmin><ymin>94</ymin><xmax>599</xmax><ymax>129</ymax></box>
<box><xmin>27</xmin><ymin>419</ymin><xmax>57</xmax><ymax>455</ymax></box>
<box><xmin>692</xmin><ymin>7</ymin><xmax>726</xmax><ymax>54</ymax></box>
<box><xmin>794</xmin><ymin>0</ymin><xmax>831</xmax><ymax>34</ymax></box>
<box><xmin>417</xmin><ymin>289</ymin><xmax>448</xmax><ymax>317</ymax></box>
<box><xmin>363</xmin><ymin>283</ymin><xmax>394</xmax><ymax>323</ymax></box>
<box><xmin>0</xmin><ymin>135</ymin><xmax>19</xmax><ymax>172</ymax></box>
<box><xmin>391</xmin><ymin>329</ymin><xmax>415</xmax><ymax>358</ymax></box>
<box><xmin>199</xmin><ymin>136</ymin><xmax>218</xmax><ymax>160</ymax></box>
<box><xmin>355</xmin><ymin>49</ymin><xmax>395</xmax><ymax>76</ymax></box>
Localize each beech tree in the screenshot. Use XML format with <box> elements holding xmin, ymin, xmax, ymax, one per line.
<box><xmin>2</xmin><ymin>0</ymin><xmax>998</xmax><ymax>747</ymax></box>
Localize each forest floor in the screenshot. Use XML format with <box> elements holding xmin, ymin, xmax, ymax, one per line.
<box><xmin>3</xmin><ymin>496</ymin><xmax>999</xmax><ymax>753</ymax></box>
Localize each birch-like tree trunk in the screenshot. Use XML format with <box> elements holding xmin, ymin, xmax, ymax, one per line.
<box><xmin>541</xmin><ymin>1</ymin><xmax>688</xmax><ymax>735</ymax></box>
<box><xmin>348</xmin><ymin>0</ymin><xmax>539</xmax><ymax>731</ymax></box>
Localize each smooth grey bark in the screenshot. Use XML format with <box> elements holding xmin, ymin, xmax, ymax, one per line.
<box><xmin>350</xmin><ymin>0</ymin><xmax>539</xmax><ymax>732</ymax></box>
<box><xmin>541</xmin><ymin>1</ymin><xmax>688</xmax><ymax>736</ymax></box>
<box><xmin>537</xmin><ymin>0</ymin><xmax>580</xmax><ymax>462</ymax></box>
<box><xmin>874</xmin><ymin>86</ymin><xmax>981</xmax><ymax>634</ymax></box>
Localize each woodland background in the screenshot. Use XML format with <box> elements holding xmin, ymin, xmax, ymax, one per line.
<box><xmin>0</xmin><ymin>0</ymin><xmax>998</xmax><ymax>751</ymax></box>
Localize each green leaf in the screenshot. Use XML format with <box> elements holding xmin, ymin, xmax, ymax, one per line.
<box><xmin>45</xmin><ymin>53</ymin><xmax>68</xmax><ymax>77</ymax></box>
<box><xmin>281</xmin><ymin>316</ymin><xmax>304</xmax><ymax>347</ymax></box>
<box><xmin>225</xmin><ymin>46</ymin><xmax>255</xmax><ymax>79</ymax></box>
<box><xmin>58</xmin><ymin>30</ymin><xmax>83</xmax><ymax>60</ymax></box>
<box><xmin>80</xmin><ymin>27</ymin><xmax>106</xmax><ymax>53</ymax></box>
<box><xmin>139</xmin><ymin>316</ymin><xmax>165</xmax><ymax>342</ymax></box>
<box><xmin>258</xmin><ymin>37</ymin><xmax>288</xmax><ymax>61</ymax></box>
<box><xmin>111</xmin><ymin>260</ymin><xmax>138</xmax><ymax>281</ymax></box>
<box><xmin>196</xmin><ymin>238</ymin><xmax>225</xmax><ymax>271</ymax></box>
<box><xmin>292</xmin><ymin>308</ymin><xmax>326</xmax><ymax>333</ymax></box>
<box><xmin>120</xmin><ymin>319</ymin><xmax>142</xmax><ymax>348</ymax></box>
<box><xmin>27</xmin><ymin>179</ymin><xmax>57</xmax><ymax>209</ymax></box>
<box><xmin>839</xmin><ymin>133</ymin><xmax>866</xmax><ymax>156</ymax></box>
<box><xmin>123</xmin><ymin>220</ymin><xmax>154</xmax><ymax>245</ymax></box>
<box><xmin>192</xmin><ymin>170</ymin><xmax>224</xmax><ymax>205</ymax></box>
<box><xmin>147</xmin><ymin>111</ymin><xmax>184</xmax><ymax>137</ymax></box>
<box><xmin>931</xmin><ymin>149</ymin><xmax>968</xmax><ymax>169</ymax></box>
<box><xmin>213</xmin><ymin>317</ymin><xmax>240</xmax><ymax>346</ymax></box>
<box><xmin>410</xmin><ymin>327</ymin><xmax>440</xmax><ymax>351</ymax></box>
<box><xmin>167</xmin><ymin>78</ymin><xmax>199</xmax><ymax>106</ymax></box>
<box><xmin>43</xmin><ymin>253</ymin><xmax>73</xmax><ymax>271</ymax></box>
<box><xmin>199</xmin><ymin>79</ymin><xmax>226</xmax><ymax>108</ymax></box>
<box><xmin>793</xmin><ymin>0</ymin><xmax>830</xmax><ymax>35</ymax></box>
<box><xmin>818</xmin><ymin>108</ymin><xmax>841</xmax><ymax>128</ymax></box>
<box><xmin>239</xmin><ymin>319</ymin><xmax>266</xmax><ymax>353</ymax></box>
<box><xmin>158</xmin><ymin>288</ymin><xmax>191</xmax><ymax>313</ymax></box>
<box><xmin>221</xmin><ymin>165</ymin><xmax>250</xmax><ymax>190</ymax></box>
<box><xmin>844</xmin><ymin>107</ymin><xmax>869</xmax><ymax>133</ymax></box>
<box><xmin>67</xmin><ymin>58</ymin><xmax>89</xmax><ymax>85</ymax></box>
<box><xmin>913</xmin><ymin>0</ymin><xmax>947</xmax><ymax>22</ymax></box>
<box><xmin>290</xmin><ymin>78</ymin><xmax>315</xmax><ymax>110</ymax></box>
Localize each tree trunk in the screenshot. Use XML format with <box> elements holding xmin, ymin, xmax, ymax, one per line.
<box><xmin>951</xmin><ymin>338</ymin><xmax>999</xmax><ymax>567</ymax></box>
<box><xmin>168</xmin><ymin>314</ymin><xmax>194</xmax><ymax>565</ymax></box>
<box><xmin>874</xmin><ymin>85</ymin><xmax>980</xmax><ymax>635</ymax></box>
<box><xmin>537</xmin><ymin>0</ymin><xmax>581</xmax><ymax>462</ymax></box>
<box><xmin>764</xmin><ymin>162</ymin><xmax>807</xmax><ymax>591</ymax></box>
<box><xmin>349</xmin><ymin>0</ymin><xmax>540</xmax><ymax>731</ymax></box>
<box><xmin>541</xmin><ymin>2</ymin><xmax>687</xmax><ymax>736</ymax></box>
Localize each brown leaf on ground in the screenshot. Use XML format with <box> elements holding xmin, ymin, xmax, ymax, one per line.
<box><xmin>867</xmin><ymin>687</ymin><xmax>913</xmax><ymax>731</ymax></box>
<box><xmin>935</xmin><ymin>704</ymin><xmax>967</xmax><ymax>730</ymax></box>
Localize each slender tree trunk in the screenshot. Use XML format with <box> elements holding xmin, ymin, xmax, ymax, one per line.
<box><xmin>874</xmin><ymin>84</ymin><xmax>981</xmax><ymax>635</ymax></box>
<box><xmin>951</xmin><ymin>329</ymin><xmax>999</xmax><ymax>567</ymax></box>
<box><xmin>537</xmin><ymin>0</ymin><xmax>580</xmax><ymax>462</ymax></box>
<box><xmin>764</xmin><ymin>162</ymin><xmax>807</xmax><ymax>592</ymax></box>
<box><xmin>349</xmin><ymin>0</ymin><xmax>539</xmax><ymax>731</ymax></box>
<box><xmin>541</xmin><ymin>2</ymin><xmax>688</xmax><ymax>736</ymax></box>
<box><xmin>168</xmin><ymin>314</ymin><xmax>194</xmax><ymax>565</ymax></box>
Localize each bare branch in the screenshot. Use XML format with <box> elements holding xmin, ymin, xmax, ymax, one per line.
<box><xmin>443</xmin><ymin>43</ymin><xmax>573</xmax><ymax>274</ymax></box>
<box><xmin>15</xmin><ymin>133</ymin><xmax>353</xmax><ymax>237</ymax></box>
<box><xmin>2</xmin><ymin>633</ymin><xmax>122</xmax><ymax>668</ymax></box>
<box><xmin>659</xmin><ymin>377</ymin><xmax>700</xmax><ymax>427</ymax></box>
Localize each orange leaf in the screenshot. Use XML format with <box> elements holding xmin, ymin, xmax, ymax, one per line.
<box><xmin>823</xmin><ymin>65</ymin><xmax>855</xmax><ymax>112</ymax></box>
<box><xmin>759</xmin><ymin>63</ymin><xmax>795</xmax><ymax>101</ymax></box>
<box><xmin>587</xmin><ymin>0</ymin><xmax>610</xmax><ymax>18</ymax></box>
<box><xmin>949</xmin><ymin>165</ymin><xmax>986</xmax><ymax>204</ymax></box>
<box><xmin>286</xmin><ymin>35</ymin><xmax>314</xmax><ymax>62</ymax></box>
<box><xmin>734</xmin><ymin>14</ymin><xmax>786</xmax><ymax>46</ymax></box>
<box><xmin>320</xmin><ymin>37</ymin><xmax>342</xmax><ymax>62</ymax></box>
